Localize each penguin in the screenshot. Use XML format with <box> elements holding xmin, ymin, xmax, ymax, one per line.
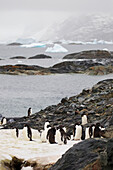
<box><xmin>74</xmin><ymin>124</ymin><xmax>82</xmax><ymax>140</ymax></box>
<box><xmin>55</xmin><ymin>126</ymin><xmax>67</xmax><ymax>145</ymax></box>
<box><xmin>73</xmin><ymin>123</ymin><xmax>79</xmax><ymax>140</ymax></box>
<box><xmin>16</xmin><ymin>128</ymin><xmax>19</xmax><ymax>138</ymax></box>
<box><xmin>82</xmin><ymin>114</ymin><xmax>87</xmax><ymax>125</ymax></box>
<box><xmin>81</xmin><ymin>125</ymin><xmax>85</xmax><ymax>140</ymax></box>
<box><xmin>89</xmin><ymin>124</ymin><xmax>95</xmax><ymax>138</ymax></box>
<box><xmin>23</xmin><ymin>124</ymin><xmax>32</xmax><ymax>141</ymax></box>
<box><xmin>31</xmin><ymin>128</ymin><xmax>40</xmax><ymax>140</ymax></box>
<box><xmin>28</xmin><ymin>108</ymin><xmax>32</xmax><ymax>117</ymax></box>
<box><xmin>41</xmin><ymin>123</ymin><xmax>51</xmax><ymax>143</ymax></box>
<box><xmin>1</xmin><ymin>117</ymin><xmax>7</xmax><ymax>125</ymax></box>
<box><xmin>11</xmin><ymin>128</ymin><xmax>19</xmax><ymax>139</ymax></box>
<box><xmin>47</xmin><ymin>127</ymin><xmax>56</xmax><ymax>144</ymax></box>
<box><xmin>55</xmin><ymin>128</ymin><xmax>63</xmax><ymax>145</ymax></box>
<box><xmin>0</xmin><ymin>114</ymin><xmax>2</xmax><ymax>125</ymax></box>
<box><xmin>85</xmin><ymin>127</ymin><xmax>90</xmax><ymax>139</ymax></box>
<box><xmin>94</xmin><ymin>123</ymin><xmax>101</xmax><ymax>138</ymax></box>
<box><xmin>59</xmin><ymin>127</ymin><xmax>67</xmax><ymax>144</ymax></box>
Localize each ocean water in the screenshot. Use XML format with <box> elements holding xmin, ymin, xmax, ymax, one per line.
<box><xmin>0</xmin><ymin>44</ymin><xmax>113</xmax><ymax>117</ymax></box>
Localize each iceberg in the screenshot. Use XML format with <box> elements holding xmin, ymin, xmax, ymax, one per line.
<box><xmin>45</xmin><ymin>44</ymin><xmax>68</xmax><ymax>53</ymax></box>
<box><xmin>21</xmin><ymin>43</ymin><xmax>46</xmax><ymax>48</ymax></box>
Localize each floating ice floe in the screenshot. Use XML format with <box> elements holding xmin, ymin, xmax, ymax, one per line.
<box><xmin>21</xmin><ymin>43</ymin><xmax>46</xmax><ymax>48</ymax></box>
<box><xmin>45</xmin><ymin>44</ymin><xmax>68</xmax><ymax>53</ymax></box>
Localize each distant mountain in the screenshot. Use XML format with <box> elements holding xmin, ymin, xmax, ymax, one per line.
<box><xmin>39</xmin><ymin>14</ymin><xmax>113</xmax><ymax>42</ymax></box>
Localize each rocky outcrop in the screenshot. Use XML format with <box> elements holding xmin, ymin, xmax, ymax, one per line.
<box><xmin>63</xmin><ymin>50</ymin><xmax>113</xmax><ymax>59</ymax></box>
<box><xmin>7</xmin><ymin>42</ymin><xmax>22</xmax><ymax>46</ymax></box>
<box><xmin>0</xmin><ymin>64</ymin><xmax>50</xmax><ymax>75</ymax></box>
<box><xmin>49</xmin><ymin>138</ymin><xmax>113</xmax><ymax>170</ymax></box>
<box><xmin>28</xmin><ymin>54</ymin><xmax>52</xmax><ymax>59</ymax></box>
<box><xmin>50</xmin><ymin>60</ymin><xmax>113</xmax><ymax>75</ymax></box>
<box><xmin>10</xmin><ymin>56</ymin><xmax>26</xmax><ymax>59</ymax></box>
<box><xmin>0</xmin><ymin>59</ymin><xmax>112</xmax><ymax>75</ymax></box>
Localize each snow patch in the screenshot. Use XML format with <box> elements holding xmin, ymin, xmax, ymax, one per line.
<box><xmin>0</xmin><ymin>129</ymin><xmax>80</xmax><ymax>165</ymax></box>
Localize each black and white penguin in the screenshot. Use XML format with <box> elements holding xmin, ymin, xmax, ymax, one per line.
<box><xmin>55</xmin><ymin>128</ymin><xmax>62</xmax><ymax>145</ymax></box>
<box><xmin>85</xmin><ymin>127</ymin><xmax>90</xmax><ymax>139</ymax></box>
<box><xmin>81</xmin><ymin>125</ymin><xmax>85</xmax><ymax>140</ymax></box>
<box><xmin>89</xmin><ymin>124</ymin><xmax>95</xmax><ymax>138</ymax></box>
<box><xmin>73</xmin><ymin>124</ymin><xmax>82</xmax><ymax>140</ymax></box>
<box><xmin>81</xmin><ymin>114</ymin><xmax>88</xmax><ymax>125</ymax></box>
<box><xmin>16</xmin><ymin>128</ymin><xmax>19</xmax><ymax>138</ymax></box>
<box><xmin>41</xmin><ymin>122</ymin><xmax>51</xmax><ymax>142</ymax></box>
<box><xmin>23</xmin><ymin>124</ymin><xmax>32</xmax><ymax>141</ymax></box>
<box><xmin>59</xmin><ymin>126</ymin><xmax>67</xmax><ymax>144</ymax></box>
<box><xmin>1</xmin><ymin>117</ymin><xmax>7</xmax><ymax>125</ymax></box>
<box><xmin>11</xmin><ymin>128</ymin><xmax>19</xmax><ymax>139</ymax></box>
<box><xmin>28</xmin><ymin>107</ymin><xmax>32</xmax><ymax>117</ymax></box>
<box><xmin>47</xmin><ymin>127</ymin><xmax>56</xmax><ymax>144</ymax></box>
<box><xmin>0</xmin><ymin>114</ymin><xmax>2</xmax><ymax>125</ymax></box>
<box><xmin>55</xmin><ymin>126</ymin><xmax>67</xmax><ymax>145</ymax></box>
<box><xmin>94</xmin><ymin>123</ymin><xmax>101</xmax><ymax>138</ymax></box>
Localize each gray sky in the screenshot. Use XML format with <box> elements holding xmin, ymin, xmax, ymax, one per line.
<box><xmin>0</xmin><ymin>0</ymin><xmax>113</xmax><ymax>42</ymax></box>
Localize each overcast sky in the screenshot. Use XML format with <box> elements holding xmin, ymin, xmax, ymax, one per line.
<box><xmin>0</xmin><ymin>0</ymin><xmax>113</xmax><ymax>42</ymax></box>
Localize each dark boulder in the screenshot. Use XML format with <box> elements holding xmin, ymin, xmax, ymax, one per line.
<box><xmin>49</xmin><ymin>138</ymin><xmax>107</xmax><ymax>170</ymax></box>
<box><xmin>28</xmin><ymin>54</ymin><xmax>52</xmax><ymax>59</ymax></box>
<box><xmin>10</xmin><ymin>56</ymin><xmax>26</xmax><ymax>59</ymax></box>
<box><xmin>49</xmin><ymin>138</ymin><xmax>113</xmax><ymax>170</ymax></box>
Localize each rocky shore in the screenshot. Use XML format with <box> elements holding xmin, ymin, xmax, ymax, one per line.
<box><xmin>0</xmin><ymin>59</ymin><xmax>113</xmax><ymax>75</ymax></box>
<box><xmin>0</xmin><ymin>79</ymin><xmax>113</xmax><ymax>169</ymax></box>
<box><xmin>4</xmin><ymin>79</ymin><xmax>113</xmax><ymax>132</ymax></box>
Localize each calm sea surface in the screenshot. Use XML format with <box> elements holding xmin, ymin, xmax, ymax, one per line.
<box><xmin>0</xmin><ymin>44</ymin><xmax>113</xmax><ymax>117</ymax></box>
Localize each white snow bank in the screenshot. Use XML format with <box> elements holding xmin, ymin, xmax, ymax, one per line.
<box><xmin>45</xmin><ymin>44</ymin><xmax>68</xmax><ymax>53</ymax></box>
<box><xmin>0</xmin><ymin>129</ymin><xmax>80</xmax><ymax>165</ymax></box>
<box><xmin>21</xmin><ymin>43</ymin><xmax>46</xmax><ymax>48</ymax></box>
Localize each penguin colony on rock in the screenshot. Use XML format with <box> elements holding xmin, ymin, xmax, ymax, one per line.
<box><xmin>73</xmin><ymin>114</ymin><xmax>105</xmax><ymax>140</ymax></box>
<box><xmin>0</xmin><ymin>110</ymin><xmax>105</xmax><ymax>144</ymax></box>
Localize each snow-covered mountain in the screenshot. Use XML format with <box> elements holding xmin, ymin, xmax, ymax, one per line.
<box><xmin>39</xmin><ymin>14</ymin><xmax>113</xmax><ymax>42</ymax></box>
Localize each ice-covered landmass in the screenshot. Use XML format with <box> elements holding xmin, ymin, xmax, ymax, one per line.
<box><xmin>39</xmin><ymin>14</ymin><xmax>113</xmax><ymax>42</ymax></box>
<box><xmin>45</xmin><ymin>44</ymin><xmax>68</xmax><ymax>53</ymax></box>
<box><xmin>0</xmin><ymin>129</ymin><xmax>80</xmax><ymax>168</ymax></box>
<box><xmin>21</xmin><ymin>43</ymin><xmax>46</xmax><ymax>48</ymax></box>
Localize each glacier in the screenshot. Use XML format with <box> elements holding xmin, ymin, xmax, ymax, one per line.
<box><xmin>39</xmin><ymin>14</ymin><xmax>113</xmax><ymax>42</ymax></box>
